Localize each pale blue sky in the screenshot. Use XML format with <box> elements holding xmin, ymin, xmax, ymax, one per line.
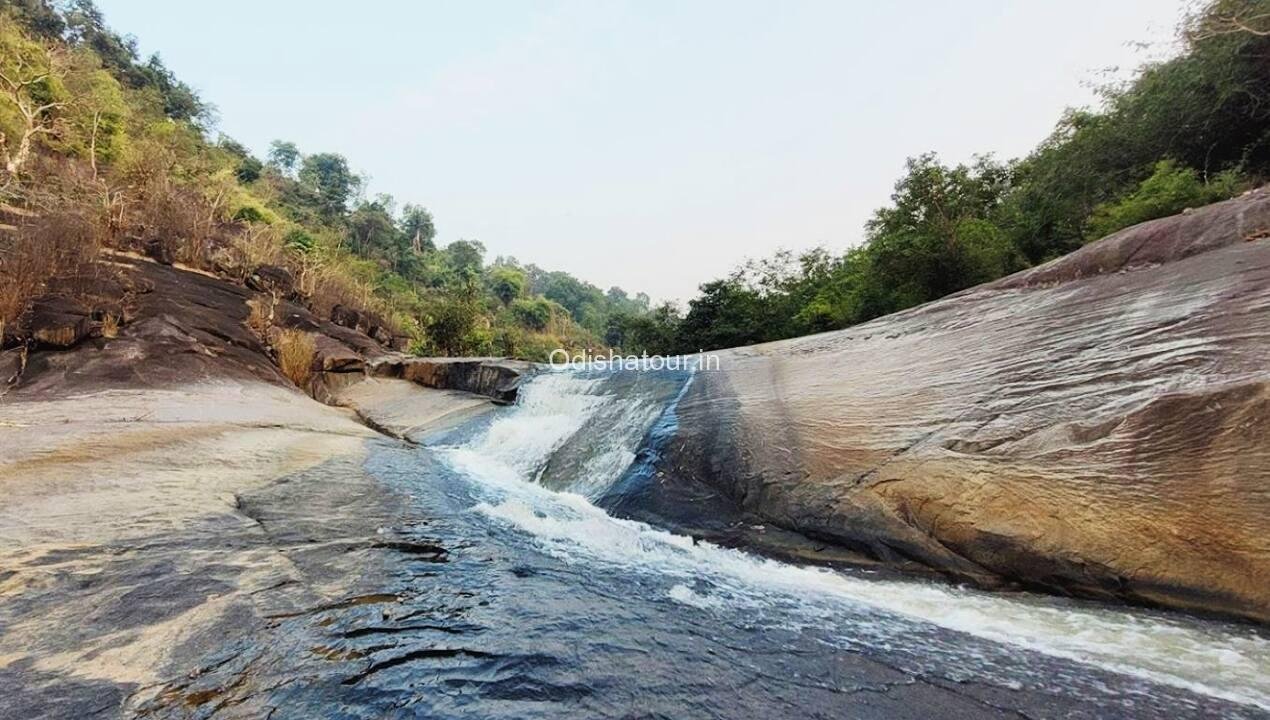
<box><xmin>98</xmin><ymin>0</ymin><xmax>1185</xmax><ymax>302</ymax></box>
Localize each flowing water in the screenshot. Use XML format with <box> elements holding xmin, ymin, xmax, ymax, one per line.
<box><xmin>151</xmin><ymin>367</ymin><xmax>1267</xmax><ymax>718</ymax></box>
<box><xmin>344</xmin><ymin>367</ymin><xmax>1267</xmax><ymax>718</ymax></box>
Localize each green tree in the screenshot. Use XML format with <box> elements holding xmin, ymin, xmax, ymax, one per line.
<box><xmin>510</xmin><ymin>297</ymin><xmax>552</xmax><ymax>330</ymax></box>
<box><xmin>298</xmin><ymin>152</ymin><xmax>358</xmax><ymax>220</ymax></box>
<box><xmin>267</xmin><ymin>139</ymin><xmax>300</xmax><ymax>175</ymax></box>
<box><xmin>400</xmin><ymin>203</ymin><xmax>436</xmax><ymax>253</ymax></box>
<box><xmin>348</xmin><ymin>200</ymin><xmax>404</xmax><ymax>265</ymax></box>
<box><xmin>489</xmin><ymin>266</ymin><xmax>526</xmax><ymax>306</ymax></box>
<box><xmin>0</xmin><ymin>16</ymin><xmax>69</xmax><ymax>176</ymax></box>
<box><xmin>442</xmin><ymin>239</ymin><xmax>485</xmax><ymax>282</ymax></box>
<box><xmin>1085</xmin><ymin>159</ymin><xmax>1243</xmax><ymax>238</ymax></box>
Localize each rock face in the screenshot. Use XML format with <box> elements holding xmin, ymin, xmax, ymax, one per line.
<box><xmin>664</xmin><ymin>189</ymin><xmax>1270</xmax><ymax>623</ymax></box>
<box><xmin>245</xmin><ymin>263</ymin><xmax>295</xmax><ymax>297</ymax></box>
<box><xmin>373</xmin><ymin>357</ymin><xmax>533</xmax><ymax>404</ymax></box>
<box><xmin>6</xmin><ymin>252</ymin><xmax>532</xmax><ymax>413</ymax></box>
<box><xmin>27</xmin><ymin>295</ymin><xmax>93</xmax><ymax>348</ymax></box>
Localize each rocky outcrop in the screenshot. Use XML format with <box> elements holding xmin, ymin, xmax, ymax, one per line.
<box><xmin>664</xmin><ymin>189</ymin><xmax>1270</xmax><ymax>623</ymax></box>
<box><xmin>27</xmin><ymin>295</ymin><xmax>93</xmax><ymax>348</ymax></box>
<box><xmin>10</xmin><ymin>254</ymin><xmax>293</xmax><ymax>397</ymax></box>
<box><xmin>334</xmin><ymin>377</ymin><xmax>496</xmax><ymax>442</ymax></box>
<box><xmin>5</xmin><ymin>252</ymin><xmax>532</xmax><ymax>422</ymax></box>
<box><xmin>245</xmin><ymin>263</ymin><xmax>295</xmax><ymax>297</ymax></box>
<box><xmin>371</xmin><ymin>356</ymin><xmax>534</xmax><ymax>404</ymax></box>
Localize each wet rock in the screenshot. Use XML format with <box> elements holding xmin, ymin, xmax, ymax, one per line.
<box><xmin>333</xmin><ymin>377</ymin><xmax>496</xmax><ymax>441</ymax></box>
<box><xmin>665</xmin><ymin>189</ymin><xmax>1270</xmax><ymax>623</ymax></box>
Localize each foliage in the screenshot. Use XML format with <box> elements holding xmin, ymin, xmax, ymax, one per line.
<box><xmin>488</xmin><ymin>266</ymin><xmax>526</xmax><ymax>306</ymax></box>
<box><xmin>1085</xmin><ymin>160</ymin><xmax>1243</xmax><ymax>237</ymax></box>
<box><xmin>0</xmin><ymin>0</ymin><xmax>649</xmax><ymax>361</ymax></box>
<box><xmin>615</xmin><ymin>0</ymin><xmax>1267</xmax><ymax>354</ymax></box>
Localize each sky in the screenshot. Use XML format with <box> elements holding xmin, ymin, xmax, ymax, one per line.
<box><xmin>97</xmin><ymin>0</ymin><xmax>1187</xmax><ymax>303</ymax></box>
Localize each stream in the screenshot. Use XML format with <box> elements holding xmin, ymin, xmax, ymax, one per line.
<box><xmin>131</xmin><ymin>367</ymin><xmax>1270</xmax><ymax>719</ymax></box>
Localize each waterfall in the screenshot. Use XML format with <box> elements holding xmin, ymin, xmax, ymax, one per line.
<box><xmin>434</xmin><ymin>367</ymin><xmax>1270</xmax><ymax>712</ymax></box>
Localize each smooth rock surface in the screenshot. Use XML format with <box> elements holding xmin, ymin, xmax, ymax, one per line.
<box><xmin>334</xmin><ymin>377</ymin><xmax>496</xmax><ymax>442</ymax></box>
<box><xmin>665</xmin><ymin>189</ymin><xmax>1270</xmax><ymax>622</ymax></box>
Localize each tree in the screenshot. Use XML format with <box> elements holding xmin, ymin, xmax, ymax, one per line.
<box><xmin>427</xmin><ymin>296</ymin><xmax>482</xmax><ymax>355</ymax></box>
<box><xmin>0</xmin><ymin>17</ymin><xmax>68</xmax><ymax>177</ymax></box>
<box><xmin>298</xmin><ymin>152</ymin><xmax>357</xmax><ymax>220</ymax></box>
<box><xmin>400</xmin><ymin>203</ymin><xmax>436</xmax><ymax>253</ymax></box>
<box><xmin>59</xmin><ymin>48</ymin><xmax>128</xmax><ymax>177</ymax></box>
<box><xmin>863</xmin><ymin>153</ymin><xmax>1021</xmax><ymax>307</ymax></box>
<box><xmin>1187</xmin><ymin>0</ymin><xmax>1270</xmax><ymax>39</ymax></box>
<box><xmin>348</xmin><ymin>200</ymin><xmax>402</xmax><ymax>262</ymax></box>
<box><xmin>443</xmin><ymin>239</ymin><xmax>485</xmax><ymax>281</ymax></box>
<box><xmin>676</xmin><ymin>278</ymin><xmax>765</xmax><ymax>351</ymax></box>
<box><xmin>1085</xmin><ymin>159</ymin><xmax>1242</xmax><ymax>238</ymax></box>
<box><xmin>510</xmin><ymin>297</ymin><xmax>552</xmax><ymax>330</ymax></box>
<box><xmin>489</xmin><ymin>266</ymin><xmax>526</xmax><ymax>306</ymax></box>
<box><xmin>61</xmin><ymin>0</ymin><xmax>206</xmax><ymax>124</ymax></box>
<box><xmin>268</xmin><ymin>139</ymin><xmax>300</xmax><ymax>175</ymax></box>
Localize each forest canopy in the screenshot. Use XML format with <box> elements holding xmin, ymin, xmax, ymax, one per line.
<box><xmin>607</xmin><ymin>0</ymin><xmax>1270</xmax><ymax>354</ymax></box>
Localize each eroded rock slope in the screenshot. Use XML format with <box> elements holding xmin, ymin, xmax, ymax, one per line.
<box><xmin>666</xmin><ymin>189</ymin><xmax>1270</xmax><ymax>622</ymax></box>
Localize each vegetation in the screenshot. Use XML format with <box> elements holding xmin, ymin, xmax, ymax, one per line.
<box><xmin>275</xmin><ymin>328</ymin><xmax>316</xmax><ymax>387</ymax></box>
<box><xmin>2</xmin><ymin>0</ymin><xmax>1266</xmax><ymax>360</ymax></box>
<box><xmin>0</xmin><ymin>0</ymin><xmax>653</xmax><ymax>360</ymax></box>
<box><xmin>609</xmin><ymin>0</ymin><xmax>1270</xmax><ymax>354</ymax></box>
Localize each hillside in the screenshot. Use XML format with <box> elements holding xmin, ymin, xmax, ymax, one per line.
<box><xmin>0</xmin><ymin>0</ymin><xmax>650</xmax><ymax>365</ymax></box>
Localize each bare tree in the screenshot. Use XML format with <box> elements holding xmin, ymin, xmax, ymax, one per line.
<box><xmin>0</xmin><ymin>47</ymin><xmax>67</xmax><ymax>178</ymax></box>
<box><xmin>1188</xmin><ymin>4</ymin><xmax>1270</xmax><ymax>41</ymax></box>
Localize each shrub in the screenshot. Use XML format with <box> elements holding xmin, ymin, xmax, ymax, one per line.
<box><xmin>233</xmin><ymin>205</ymin><xmax>267</xmax><ymax>223</ymax></box>
<box><xmin>246</xmin><ymin>295</ymin><xmax>274</xmax><ymax>336</ymax></box>
<box><xmin>510</xmin><ymin>297</ymin><xmax>552</xmax><ymax>331</ymax></box>
<box><xmin>283</xmin><ymin>228</ymin><xmax>315</xmax><ymax>252</ymax></box>
<box><xmin>0</xmin><ymin>207</ymin><xmax>104</xmax><ymax>331</ymax></box>
<box><xmin>1085</xmin><ymin>160</ymin><xmax>1245</xmax><ymax>239</ymax></box>
<box><xmin>275</xmin><ymin>328</ymin><xmax>315</xmax><ymax>387</ymax></box>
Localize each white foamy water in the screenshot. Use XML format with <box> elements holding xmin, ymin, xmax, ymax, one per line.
<box><xmin>438</xmin><ymin>370</ymin><xmax>1270</xmax><ymax>711</ymax></box>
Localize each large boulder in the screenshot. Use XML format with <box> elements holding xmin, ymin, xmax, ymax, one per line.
<box><xmin>245</xmin><ymin>265</ymin><xmax>295</xmax><ymax>298</ymax></box>
<box><xmin>330</xmin><ymin>305</ymin><xmax>369</xmax><ymax>333</ymax></box>
<box><xmin>378</xmin><ymin>357</ymin><xmax>531</xmax><ymax>404</ymax></box>
<box><xmin>311</xmin><ymin>335</ymin><xmax>365</xmax><ymax>373</ymax></box>
<box><xmin>663</xmin><ymin>189</ymin><xmax>1270</xmax><ymax>623</ymax></box>
<box><xmin>27</xmin><ymin>295</ymin><xmax>92</xmax><ymax>349</ymax></box>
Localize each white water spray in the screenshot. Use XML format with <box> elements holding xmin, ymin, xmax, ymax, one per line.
<box><xmin>438</xmin><ymin>370</ymin><xmax>1270</xmax><ymax>711</ymax></box>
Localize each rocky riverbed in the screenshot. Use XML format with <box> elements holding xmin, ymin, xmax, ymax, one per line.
<box><xmin>1</xmin><ymin>195</ymin><xmax>1268</xmax><ymax>718</ymax></box>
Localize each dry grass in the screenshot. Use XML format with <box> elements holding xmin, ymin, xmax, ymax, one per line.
<box><xmin>0</xmin><ymin>206</ymin><xmax>106</xmax><ymax>332</ymax></box>
<box><xmin>210</xmin><ymin>224</ymin><xmax>288</xmax><ymax>284</ymax></box>
<box><xmin>275</xmin><ymin>328</ymin><xmax>316</xmax><ymax>388</ymax></box>
<box><xmin>245</xmin><ymin>295</ymin><xmax>275</xmax><ymax>337</ymax></box>
<box><xmin>3</xmin><ymin>155</ymin><xmax>404</xmax><ymax>355</ymax></box>
<box><xmin>100</xmin><ymin>313</ymin><xmax>119</xmax><ymax>338</ymax></box>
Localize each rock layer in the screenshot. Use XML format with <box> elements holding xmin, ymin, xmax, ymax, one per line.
<box><xmin>665</xmin><ymin>190</ymin><xmax>1270</xmax><ymax>622</ymax></box>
